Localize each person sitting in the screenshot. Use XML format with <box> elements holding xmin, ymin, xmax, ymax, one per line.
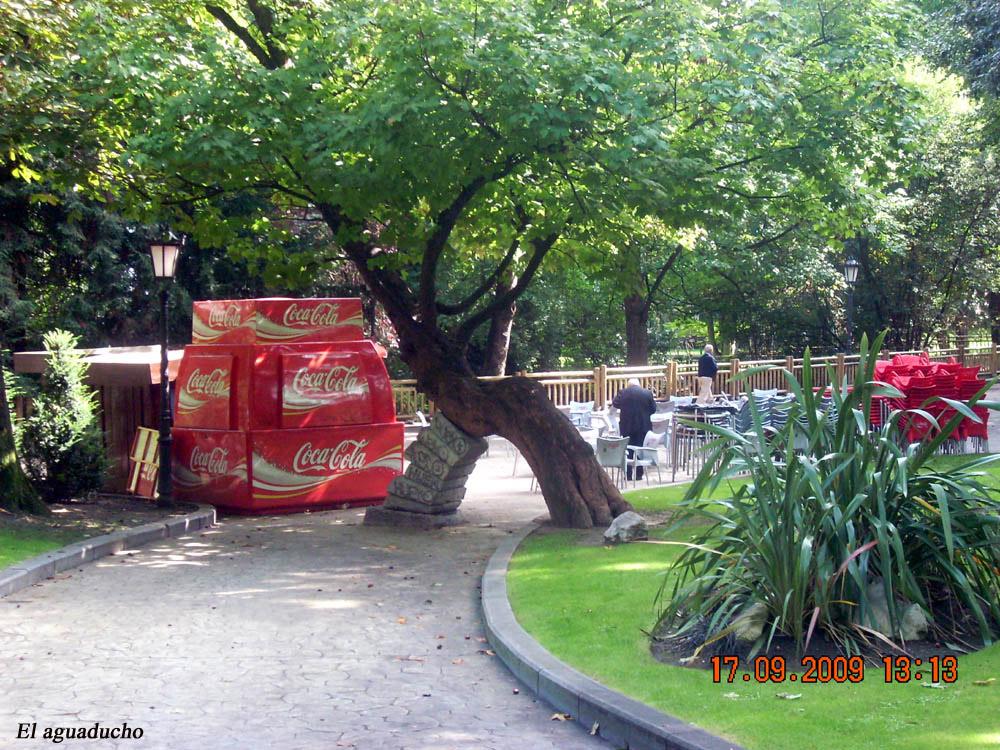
<box><xmin>697</xmin><ymin>344</ymin><xmax>718</xmax><ymax>405</ymax></box>
<box><xmin>612</xmin><ymin>377</ymin><xmax>656</xmax><ymax>479</ymax></box>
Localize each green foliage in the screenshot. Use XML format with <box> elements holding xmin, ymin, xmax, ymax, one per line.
<box><xmin>19</xmin><ymin>330</ymin><xmax>106</xmax><ymax>502</ymax></box>
<box><xmin>656</xmin><ymin>331</ymin><xmax>1000</xmax><ymax>656</ymax></box>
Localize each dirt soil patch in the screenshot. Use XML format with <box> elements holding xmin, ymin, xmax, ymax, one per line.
<box><xmin>0</xmin><ymin>494</ymin><xmax>201</xmax><ymax>545</ymax></box>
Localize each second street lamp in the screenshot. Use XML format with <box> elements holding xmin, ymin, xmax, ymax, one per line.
<box><xmin>149</xmin><ymin>232</ymin><xmax>184</xmax><ymax>509</ymax></box>
<box><xmin>844</xmin><ymin>256</ymin><xmax>860</xmax><ymax>352</ymax></box>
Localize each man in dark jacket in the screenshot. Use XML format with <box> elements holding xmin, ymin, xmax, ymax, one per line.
<box><xmin>612</xmin><ymin>377</ymin><xmax>656</xmax><ymax>479</ymax></box>
<box><xmin>697</xmin><ymin>344</ymin><xmax>718</xmax><ymax>404</ymax></box>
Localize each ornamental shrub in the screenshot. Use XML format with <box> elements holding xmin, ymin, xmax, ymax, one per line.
<box><xmin>656</xmin><ymin>331</ymin><xmax>1000</xmax><ymax>657</ymax></box>
<box><xmin>19</xmin><ymin>330</ymin><xmax>106</xmax><ymax>501</ymax></box>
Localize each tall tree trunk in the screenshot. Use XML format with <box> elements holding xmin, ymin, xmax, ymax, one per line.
<box><xmin>707</xmin><ymin>316</ymin><xmax>716</xmax><ymax>349</ymax></box>
<box><xmin>397</xmin><ymin>319</ymin><xmax>631</xmax><ymax>528</ymax></box>
<box><xmin>989</xmin><ymin>291</ymin><xmax>1000</xmax><ymax>344</ymax></box>
<box><xmin>624</xmin><ymin>293</ymin><xmax>649</xmax><ymax>366</ymax></box>
<box><xmin>0</xmin><ymin>366</ymin><xmax>46</xmax><ymax>514</ymax></box>
<box><xmin>480</xmin><ymin>272</ymin><xmax>516</xmax><ymax>376</ymax></box>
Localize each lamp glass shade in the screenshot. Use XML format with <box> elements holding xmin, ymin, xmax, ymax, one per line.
<box><xmin>150</xmin><ymin>242</ymin><xmax>181</xmax><ymax>278</ymax></box>
<box><xmin>844</xmin><ymin>257</ymin><xmax>860</xmax><ymax>286</ymax></box>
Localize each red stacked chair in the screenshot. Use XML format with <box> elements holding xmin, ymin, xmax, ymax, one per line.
<box><xmin>903</xmin><ymin>376</ymin><xmax>938</xmax><ymax>444</ymax></box>
<box><xmin>956</xmin><ymin>369</ymin><xmax>989</xmax><ymax>452</ymax></box>
<box><xmin>929</xmin><ymin>370</ymin><xmax>962</xmax><ymax>451</ymax></box>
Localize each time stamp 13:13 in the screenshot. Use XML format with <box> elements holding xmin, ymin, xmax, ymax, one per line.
<box><xmin>711</xmin><ymin>655</ymin><xmax>958</xmax><ymax>684</ymax></box>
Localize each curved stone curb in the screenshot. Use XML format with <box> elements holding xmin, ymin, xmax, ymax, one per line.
<box><xmin>0</xmin><ymin>505</ymin><xmax>216</xmax><ymax>599</ymax></box>
<box><xmin>482</xmin><ymin>524</ymin><xmax>744</xmax><ymax>750</ymax></box>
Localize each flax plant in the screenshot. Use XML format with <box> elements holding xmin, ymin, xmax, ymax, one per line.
<box><xmin>655</xmin><ymin>331</ymin><xmax>1000</xmax><ymax>657</ymax></box>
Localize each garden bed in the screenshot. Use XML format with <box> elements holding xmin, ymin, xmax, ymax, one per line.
<box><xmin>507</xmin><ymin>479</ymin><xmax>1000</xmax><ymax>750</ymax></box>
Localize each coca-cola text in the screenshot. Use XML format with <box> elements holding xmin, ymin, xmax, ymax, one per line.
<box><xmin>293</xmin><ymin>440</ymin><xmax>369</xmax><ymax>473</ymax></box>
<box><xmin>282</xmin><ymin>302</ymin><xmax>343</xmax><ymax>329</ymax></box>
<box><xmin>190</xmin><ymin>446</ymin><xmax>230</xmax><ymax>475</ymax></box>
<box><xmin>186</xmin><ymin>368</ymin><xmax>230</xmax><ymax>398</ymax></box>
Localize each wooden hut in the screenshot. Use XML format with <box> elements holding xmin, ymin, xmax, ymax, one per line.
<box><xmin>14</xmin><ymin>346</ymin><xmax>183</xmax><ymax>492</ymax></box>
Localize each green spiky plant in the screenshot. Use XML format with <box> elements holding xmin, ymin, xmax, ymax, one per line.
<box><xmin>655</xmin><ymin>331</ymin><xmax>1000</xmax><ymax>657</ymax></box>
<box><xmin>18</xmin><ymin>330</ymin><xmax>106</xmax><ymax>502</ymax></box>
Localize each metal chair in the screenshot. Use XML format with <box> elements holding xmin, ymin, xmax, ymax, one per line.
<box><xmin>595</xmin><ymin>436</ymin><xmax>628</xmax><ymax>488</ymax></box>
<box><xmin>628</xmin><ymin>430</ymin><xmax>665</xmax><ymax>487</ymax></box>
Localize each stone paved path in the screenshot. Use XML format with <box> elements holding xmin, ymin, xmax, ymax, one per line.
<box><xmin>0</xmin><ymin>444</ymin><xmax>611</xmax><ymax>750</ymax></box>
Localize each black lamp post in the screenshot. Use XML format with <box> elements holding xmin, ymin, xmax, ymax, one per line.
<box><xmin>844</xmin><ymin>256</ymin><xmax>860</xmax><ymax>351</ymax></box>
<box><xmin>149</xmin><ymin>233</ymin><xmax>184</xmax><ymax>509</ymax></box>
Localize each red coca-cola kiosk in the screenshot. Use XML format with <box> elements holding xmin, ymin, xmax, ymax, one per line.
<box><xmin>171</xmin><ymin>298</ymin><xmax>404</xmax><ymax>514</ymax></box>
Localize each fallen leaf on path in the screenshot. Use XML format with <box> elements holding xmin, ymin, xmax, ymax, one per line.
<box><xmin>397</xmin><ymin>617</ymin><xmax>407</xmax><ymax>625</ymax></box>
<box><xmin>550</xmin><ymin>713</ymin><xmax>572</xmax><ymax>722</ymax></box>
<box><xmin>452</xmin><ymin>658</ymin><xmax>464</xmax><ymax>665</ymax></box>
<box><xmin>477</xmin><ymin>649</ymin><xmax>496</xmax><ymax>656</ymax></box>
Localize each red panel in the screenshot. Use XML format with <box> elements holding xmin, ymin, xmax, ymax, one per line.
<box><xmin>254</xmin><ymin>298</ymin><xmax>364</xmax><ymax>344</ymax></box>
<box><xmin>172</xmin><ymin>429</ymin><xmax>250</xmax><ymax>507</ymax></box>
<box><xmin>249</xmin><ymin>424</ymin><xmax>403</xmax><ymax>512</ymax></box>
<box><xmin>174</xmin><ymin>354</ymin><xmax>234</xmax><ymax>429</ymax></box>
<box><xmin>250</xmin><ymin>341</ymin><xmax>395</xmax><ymax>429</ymax></box>
<box><xmin>191</xmin><ymin>300</ymin><xmax>255</xmax><ymax>345</ymax></box>
<box><xmin>280</xmin><ymin>351</ymin><xmax>373</xmax><ymax>428</ymax></box>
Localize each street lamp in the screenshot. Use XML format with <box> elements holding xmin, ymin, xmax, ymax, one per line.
<box><xmin>843</xmin><ymin>256</ymin><xmax>860</xmax><ymax>351</ymax></box>
<box><xmin>149</xmin><ymin>232</ymin><xmax>184</xmax><ymax>509</ymax></box>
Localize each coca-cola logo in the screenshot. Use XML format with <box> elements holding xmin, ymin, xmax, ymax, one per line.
<box><xmin>190</xmin><ymin>446</ymin><xmax>230</xmax><ymax>476</ymax></box>
<box><xmin>186</xmin><ymin>368</ymin><xmax>229</xmax><ymax>398</ymax></box>
<box><xmin>292</xmin><ymin>440</ymin><xmax>369</xmax><ymax>473</ymax></box>
<box><xmin>282</xmin><ymin>302</ymin><xmax>343</xmax><ymax>329</ymax></box>
<box><xmin>290</xmin><ymin>365</ymin><xmax>365</xmax><ymax>396</ymax></box>
<box><xmin>208</xmin><ymin>304</ymin><xmax>243</xmax><ymax>329</ymax></box>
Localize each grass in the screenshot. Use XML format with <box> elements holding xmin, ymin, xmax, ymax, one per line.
<box><xmin>508</xmin><ymin>459</ymin><xmax>1000</xmax><ymax>750</ymax></box>
<box><xmin>0</xmin><ymin>527</ymin><xmax>78</xmax><ymax>569</ymax></box>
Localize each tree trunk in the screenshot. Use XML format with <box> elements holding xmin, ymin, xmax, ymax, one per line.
<box><xmin>480</xmin><ymin>272</ymin><xmax>516</xmax><ymax>376</ymax></box>
<box><xmin>989</xmin><ymin>291</ymin><xmax>1000</xmax><ymax>344</ymax></box>
<box><xmin>624</xmin><ymin>293</ymin><xmax>649</xmax><ymax>366</ymax></box>
<box><xmin>397</xmin><ymin>321</ymin><xmax>631</xmax><ymax>528</ymax></box>
<box><xmin>0</xmin><ymin>366</ymin><xmax>46</xmax><ymax>514</ymax></box>
<box><xmin>438</xmin><ymin>376</ymin><xmax>632</xmax><ymax>527</ymax></box>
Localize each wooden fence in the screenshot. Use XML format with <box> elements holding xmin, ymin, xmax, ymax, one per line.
<box><xmin>391</xmin><ymin>344</ymin><xmax>1000</xmax><ymax>420</ymax></box>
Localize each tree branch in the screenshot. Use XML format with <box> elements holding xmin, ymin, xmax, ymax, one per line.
<box><xmin>417</xmin><ymin>154</ymin><xmax>523</xmax><ymax>322</ymax></box>
<box><xmin>205</xmin><ymin>3</ymin><xmax>285</xmax><ymax>69</ymax></box>
<box><xmin>455</xmin><ymin>232</ymin><xmax>559</xmax><ymax>343</ymax></box>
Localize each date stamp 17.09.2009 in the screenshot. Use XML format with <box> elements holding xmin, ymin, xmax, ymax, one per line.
<box><xmin>710</xmin><ymin>655</ymin><xmax>959</xmax><ymax>684</ymax></box>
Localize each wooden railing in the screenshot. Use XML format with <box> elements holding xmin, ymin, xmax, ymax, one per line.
<box><xmin>391</xmin><ymin>344</ymin><xmax>1000</xmax><ymax>419</ymax></box>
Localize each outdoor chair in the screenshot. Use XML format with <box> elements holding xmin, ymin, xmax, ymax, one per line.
<box><xmin>595</xmin><ymin>436</ymin><xmax>628</xmax><ymax>488</ymax></box>
<box><xmin>670</xmin><ymin>418</ymin><xmax>707</xmax><ymax>481</ymax></box>
<box><xmin>628</xmin><ymin>430</ymin><xmax>665</xmax><ymax>487</ymax></box>
<box><xmin>569</xmin><ymin>400</ymin><xmax>594</xmax><ymax>429</ymax></box>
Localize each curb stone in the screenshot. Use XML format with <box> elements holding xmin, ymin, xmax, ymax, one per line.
<box><xmin>481</xmin><ymin>523</ymin><xmax>745</xmax><ymax>750</ymax></box>
<box><xmin>0</xmin><ymin>505</ymin><xmax>216</xmax><ymax>598</ymax></box>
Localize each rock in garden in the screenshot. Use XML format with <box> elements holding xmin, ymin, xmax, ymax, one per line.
<box><xmin>731</xmin><ymin>601</ymin><xmax>769</xmax><ymax>643</ymax></box>
<box><xmin>603</xmin><ymin>511</ymin><xmax>648</xmax><ymax>544</ymax></box>
<box><xmin>900</xmin><ymin>603</ymin><xmax>929</xmax><ymax>641</ymax></box>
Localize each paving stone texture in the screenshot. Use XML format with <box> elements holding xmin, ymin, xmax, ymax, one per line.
<box><xmin>5</xmin><ymin>397</ymin><xmax>999</xmax><ymax>750</ymax></box>
<box><xmin>0</xmin><ymin>441</ymin><xmax>612</xmax><ymax>750</ymax></box>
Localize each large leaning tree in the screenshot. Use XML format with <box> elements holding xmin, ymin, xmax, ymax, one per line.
<box><xmin>56</xmin><ymin>0</ymin><xmax>919</xmax><ymax>526</ymax></box>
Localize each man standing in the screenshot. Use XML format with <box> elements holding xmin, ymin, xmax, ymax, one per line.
<box><xmin>612</xmin><ymin>377</ymin><xmax>656</xmax><ymax>479</ymax></box>
<box><xmin>697</xmin><ymin>344</ymin><xmax>718</xmax><ymax>405</ymax></box>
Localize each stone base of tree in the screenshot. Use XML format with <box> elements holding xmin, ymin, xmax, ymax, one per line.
<box><xmin>363</xmin><ymin>506</ymin><xmax>466</xmax><ymax>529</ymax></box>
<box><xmin>364</xmin><ymin>414</ymin><xmax>488</xmax><ymax>528</ymax></box>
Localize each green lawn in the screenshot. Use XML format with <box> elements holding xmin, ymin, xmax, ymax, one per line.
<box><xmin>508</xmin><ymin>463</ymin><xmax>1000</xmax><ymax>750</ymax></box>
<box><xmin>0</xmin><ymin>528</ymin><xmax>79</xmax><ymax>570</ymax></box>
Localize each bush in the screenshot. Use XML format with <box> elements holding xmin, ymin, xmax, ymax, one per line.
<box><xmin>656</xmin><ymin>331</ymin><xmax>1000</xmax><ymax>657</ymax></box>
<box><xmin>19</xmin><ymin>330</ymin><xmax>106</xmax><ymax>501</ymax></box>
